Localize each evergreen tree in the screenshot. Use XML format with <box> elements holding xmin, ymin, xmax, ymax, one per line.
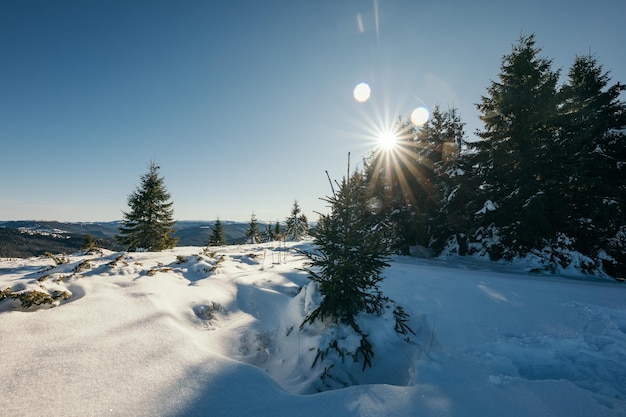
<box><xmin>245</xmin><ymin>213</ymin><xmax>261</xmax><ymax>244</ymax></box>
<box><xmin>363</xmin><ymin>106</ymin><xmax>465</xmax><ymax>253</ymax></box>
<box><xmin>274</xmin><ymin>220</ymin><xmax>282</xmax><ymax>241</ymax></box>
<box><xmin>208</xmin><ymin>218</ymin><xmax>227</xmax><ymax>246</ymax></box>
<box><xmin>470</xmin><ymin>33</ymin><xmax>561</xmax><ymax>258</ymax></box>
<box><xmin>116</xmin><ymin>162</ymin><xmax>178</xmax><ymax>251</ymax></box>
<box><xmin>300</xmin><ymin>165</ymin><xmax>396</xmax><ymax>370</ymax></box>
<box><xmin>285</xmin><ymin>200</ymin><xmax>309</xmax><ymax>240</ymax></box>
<box><xmin>263</xmin><ymin>221</ymin><xmax>276</xmax><ymax>242</ymax></box>
<box><xmin>301</xmin><ymin>169</ymin><xmax>393</xmax><ymax>328</ymax></box>
<box><xmin>558</xmin><ymin>54</ymin><xmax>626</xmax><ymax>275</ymax></box>
<box><xmin>81</xmin><ymin>233</ymin><xmax>99</xmax><ymax>254</ymax></box>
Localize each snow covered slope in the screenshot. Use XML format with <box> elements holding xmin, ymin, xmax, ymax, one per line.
<box><xmin>1</xmin><ymin>242</ymin><xmax>625</xmax><ymax>416</ymax></box>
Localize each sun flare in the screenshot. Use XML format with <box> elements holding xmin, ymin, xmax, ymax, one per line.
<box><xmin>378</xmin><ymin>131</ymin><xmax>397</xmax><ymax>150</ymax></box>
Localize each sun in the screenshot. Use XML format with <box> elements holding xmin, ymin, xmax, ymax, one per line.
<box><xmin>377</xmin><ymin>130</ymin><xmax>397</xmax><ymax>151</ymax></box>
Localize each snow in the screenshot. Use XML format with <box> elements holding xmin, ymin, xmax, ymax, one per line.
<box><xmin>475</xmin><ymin>199</ymin><xmax>498</xmax><ymax>215</ymax></box>
<box><xmin>1</xmin><ymin>241</ymin><xmax>626</xmax><ymax>416</ymax></box>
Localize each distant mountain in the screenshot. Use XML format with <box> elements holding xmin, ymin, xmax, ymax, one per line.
<box><xmin>0</xmin><ymin>220</ymin><xmax>263</xmax><ymax>257</ymax></box>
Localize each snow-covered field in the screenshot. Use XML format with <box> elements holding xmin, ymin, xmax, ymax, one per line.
<box><xmin>1</xmin><ymin>241</ymin><xmax>625</xmax><ymax>417</ymax></box>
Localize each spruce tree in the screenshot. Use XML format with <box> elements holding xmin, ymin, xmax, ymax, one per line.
<box><xmin>263</xmin><ymin>221</ymin><xmax>276</xmax><ymax>242</ymax></box>
<box><xmin>471</xmin><ymin>33</ymin><xmax>561</xmax><ymax>258</ymax></box>
<box><xmin>299</xmin><ymin>165</ymin><xmax>397</xmax><ymax>372</ymax></box>
<box><xmin>116</xmin><ymin>162</ymin><xmax>178</xmax><ymax>251</ymax></box>
<box><xmin>274</xmin><ymin>220</ymin><xmax>282</xmax><ymax>241</ymax></box>
<box><xmin>559</xmin><ymin>54</ymin><xmax>626</xmax><ymax>275</ymax></box>
<box><xmin>285</xmin><ymin>200</ymin><xmax>309</xmax><ymax>241</ymax></box>
<box><xmin>301</xmin><ymin>169</ymin><xmax>393</xmax><ymax>328</ymax></box>
<box><xmin>208</xmin><ymin>218</ymin><xmax>227</xmax><ymax>246</ymax></box>
<box><xmin>245</xmin><ymin>213</ymin><xmax>261</xmax><ymax>244</ymax></box>
<box><xmin>363</xmin><ymin>106</ymin><xmax>465</xmax><ymax>253</ymax></box>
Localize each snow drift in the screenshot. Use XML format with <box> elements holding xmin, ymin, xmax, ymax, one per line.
<box><xmin>1</xmin><ymin>241</ymin><xmax>625</xmax><ymax>416</ymax></box>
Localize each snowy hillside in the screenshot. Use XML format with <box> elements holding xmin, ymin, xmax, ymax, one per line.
<box><xmin>1</xmin><ymin>242</ymin><xmax>625</xmax><ymax>417</ymax></box>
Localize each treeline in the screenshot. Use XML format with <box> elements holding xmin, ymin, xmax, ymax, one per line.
<box><xmin>0</xmin><ymin>228</ymin><xmax>118</xmax><ymax>258</ymax></box>
<box><xmin>115</xmin><ymin>161</ymin><xmax>311</xmax><ymax>252</ymax></box>
<box><xmin>363</xmin><ymin>34</ymin><xmax>625</xmax><ymax>278</ymax></box>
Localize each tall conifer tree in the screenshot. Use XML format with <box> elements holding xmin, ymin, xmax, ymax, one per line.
<box><xmin>470</xmin><ymin>34</ymin><xmax>561</xmax><ymax>257</ymax></box>
<box><xmin>117</xmin><ymin>162</ymin><xmax>178</xmax><ymax>251</ymax></box>
<box><xmin>559</xmin><ymin>54</ymin><xmax>626</xmax><ymax>275</ymax></box>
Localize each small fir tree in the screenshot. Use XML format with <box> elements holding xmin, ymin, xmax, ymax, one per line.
<box><xmin>263</xmin><ymin>221</ymin><xmax>276</xmax><ymax>242</ymax></box>
<box><xmin>299</xmin><ymin>161</ymin><xmax>400</xmax><ymax>373</ymax></box>
<box><xmin>274</xmin><ymin>220</ymin><xmax>282</xmax><ymax>240</ymax></box>
<box><xmin>245</xmin><ymin>213</ymin><xmax>261</xmax><ymax>244</ymax></box>
<box><xmin>285</xmin><ymin>200</ymin><xmax>309</xmax><ymax>241</ymax></box>
<box><xmin>208</xmin><ymin>218</ymin><xmax>227</xmax><ymax>246</ymax></box>
<box><xmin>81</xmin><ymin>233</ymin><xmax>99</xmax><ymax>254</ymax></box>
<box><xmin>116</xmin><ymin>161</ymin><xmax>178</xmax><ymax>251</ymax></box>
<box><xmin>301</xmin><ymin>171</ymin><xmax>393</xmax><ymax>328</ymax></box>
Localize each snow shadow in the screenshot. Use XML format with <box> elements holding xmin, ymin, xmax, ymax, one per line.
<box><xmin>467</xmin><ymin>301</ymin><xmax>626</xmax><ymax>405</ymax></box>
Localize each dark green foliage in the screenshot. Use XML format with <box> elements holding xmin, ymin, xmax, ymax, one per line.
<box><xmin>557</xmin><ymin>54</ymin><xmax>626</xmax><ymax>276</ymax></box>
<box><xmin>0</xmin><ymin>228</ymin><xmax>118</xmax><ymax>258</ymax></box>
<box><xmin>468</xmin><ymin>34</ymin><xmax>561</xmax><ymax>256</ymax></box>
<box><xmin>116</xmin><ymin>162</ymin><xmax>178</xmax><ymax>251</ymax></box>
<box><xmin>301</xmin><ymin>170</ymin><xmax>394</xmax><ymax>329</ymax></box>
<box><xmin>263</xmin><ymin>221</ymin><xmax>277</xmax><ymax>242</ymax></box>
<box><xmin>274</xmin><ymin>220</ymin><xmax>282</xmax><ymax>240</ymax></box>
<box><xmin>364</xmin><ymin>106</ymin><xmax>465</xmax><ymax>253</ymax></box>
<box><xmin>81</xmin><ymin>234</ymin><xmax>100</xmax><ymax>254</ymax></box>
<box><xmin>300</xmin><ymin>167</ymin><xmax>399</xmax><ymax>372</ymax></box>
<box><xmin>208</xmin><ymin>218</ymin><xmax>228</xmax><ymax>246</ymax></box>
<box><xmin>358</xmin><ymin>33</ymin><xmax>625</xmax><ymax>278</ymax></box>
<box><xmin>393</xmin><ymin>306</ymin><xmax>416</xmax><ymax>337</ymax></box>
<box><xmin>285</xmin><ymin>200</ymin><xmax>309</xmax><ymax>241</ymax></box>
<box><xmin>245</xmin><ymin>213</ymin><xmax>261</xmax><ymax>244</ymax></box>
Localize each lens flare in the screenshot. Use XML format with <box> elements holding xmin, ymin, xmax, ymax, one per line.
<box><xmin>378</xmin><ymin>130</ymin><xmax>397</xmax><ymax>150</ymax></box>
<box><xmin>410</xmin><ymin>107</ymin><xmax>429</xmax><ymax>125</ymax></box>
<box><xmin>353</xmin><ymin>82</ymin><xmax>371</xmax><ymax>103</ymax></box>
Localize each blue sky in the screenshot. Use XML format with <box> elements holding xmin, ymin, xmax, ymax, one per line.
<box><xmin>1</xmin><ymin>0</ymin><xmax>625</xmax><ymax>222</ymax></box>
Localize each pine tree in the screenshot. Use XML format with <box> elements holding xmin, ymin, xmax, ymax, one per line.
<box><xmin>245</xmin><ymin>213</ymin><xmax>261</xmax><ymax>244</ymax></box>
<box><xmin>116</xmin><ymin>162</ymin><xmax>178</xmax><ymax>251</ymax></box>
<box><xmin>558</xmin><ymin>54</ymin><xmax>626</xmax><ymax>275</ymax></box>
<box><xmin>263</xmin><ymin>221</ymin><xmax>276</xmax><ymax>242</ymax></box>
<box><xmin>363</xmin><ymin>106</ymin><xmax>465</xmax><ymax>253</ymax></box>
<box><xmin>285</xmin><ymin>200</ymin><xmax>309</xmax><ymax>241</ymax></box>
<box><xmin>274</xmin><ymin>220</ymin><xmax>282</xmax><ymax>241</ymax></box>
<box><xmin>299</xmin><ymin>165</ymin><xmax>396</xmax><ymax>371</ymax></box>
<box><xmin>471</xmin><ymin>33</ymin><xmax>561</xmax><ymax>258</ymax></box>
<box><xmin>301</xmin><ymin>169</ymin><xmax>393</xmax><ymax>328</ymax></box>
<box><xmin>208</xmin><ymin>218</ymin><xmax>227</xmax><ymax>246</ymax></box>
<box><xmin>81</xmin><ymin>233</ymin><xmax>99</xmax><ymax>254</ymax></box>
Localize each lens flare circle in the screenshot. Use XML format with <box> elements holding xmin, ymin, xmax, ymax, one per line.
<box><xmin>410</xmin><ymin>107</ymin><xmax>430</xmax><ymax>125</ymax></box>
<box><xmin>353</xmin><ymin>82</ymin><xmax>371</xmax><ymax>103</ymax></box>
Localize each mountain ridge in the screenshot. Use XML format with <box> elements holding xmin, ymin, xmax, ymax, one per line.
<box><xmin>0</xmin><ymin>220</ymin><xmax>265</xmax><ymax>257</ymax></box>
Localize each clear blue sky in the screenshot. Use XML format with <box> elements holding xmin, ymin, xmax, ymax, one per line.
<box><xmin>2</xmin><ymin>0</ymin><xmax>625</xmax><ymax>222</ymax></box>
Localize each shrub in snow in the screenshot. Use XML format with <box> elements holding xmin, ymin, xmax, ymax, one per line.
<box><xmin>0</xmin><ymin>287</ymin><xmax>71</xmax><ymax>310</ymax></box>
<box><xmin>299</xmin><ymin>167</ymin><xmax>415</xmax><ymax>389</ymax></box>
<box><xmin>81</xmin><ymin>233</ymin><xmax>101</xmax><ymax>255</ymax></box>
<box><xmin>73</xmin><ymin>260</ymin><xmax>92</xmax><ymax>274</ymax></box>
